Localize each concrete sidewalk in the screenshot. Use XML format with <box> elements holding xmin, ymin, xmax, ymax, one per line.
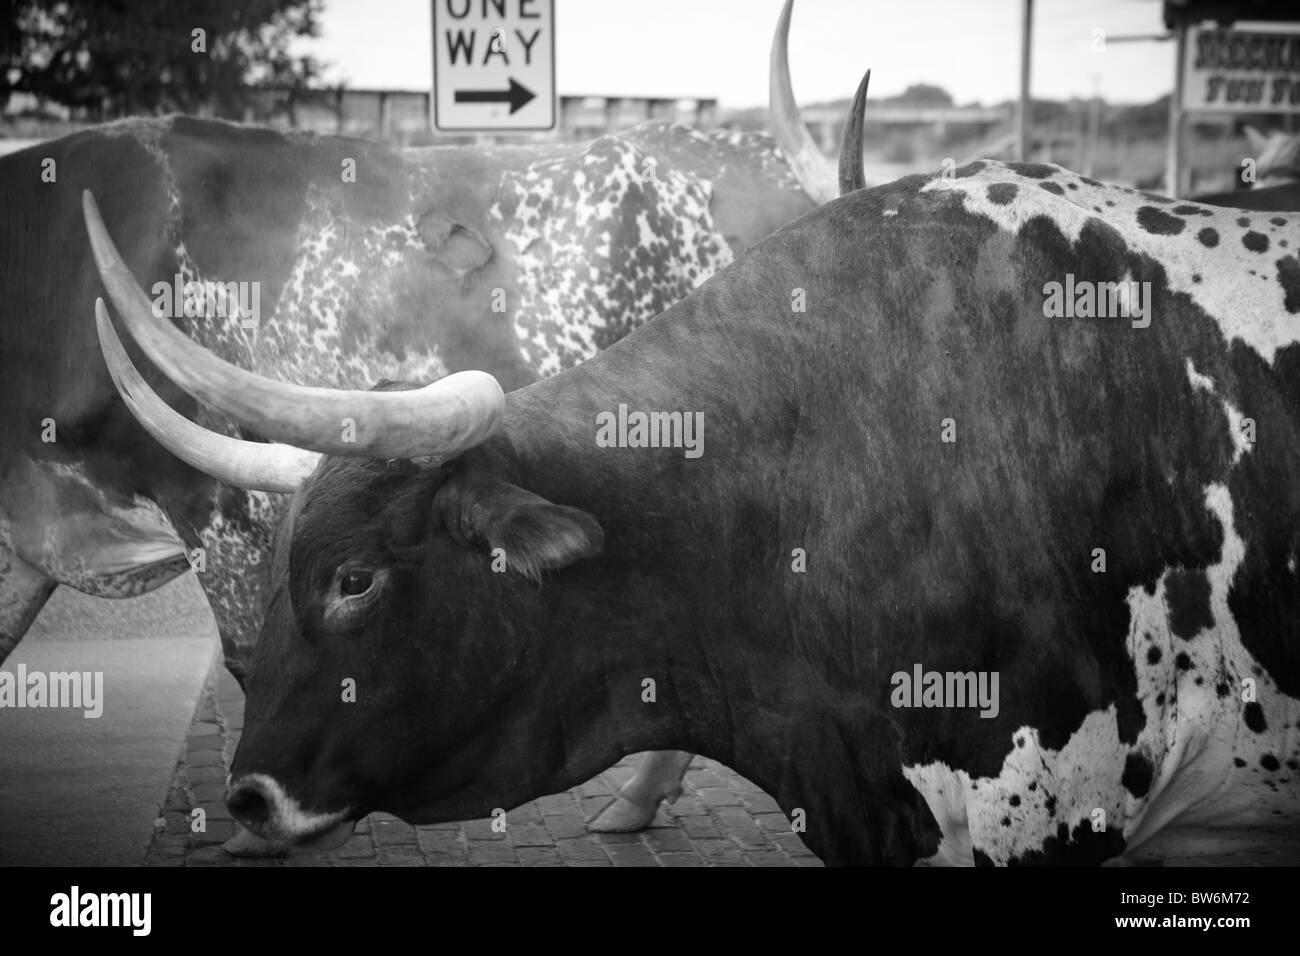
<box><xmin>0</xmin><ymin>624</ymin><xmax>216</xmax><ymax>865</ymax></box>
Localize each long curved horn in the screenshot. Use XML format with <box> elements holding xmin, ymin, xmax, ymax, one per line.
<box><xmin>838</xmin><ymin>69</ymin><xmax>871</xmax><ymax>195</ymax></box>
<box><xmin>96</xmin><ymin>301</ymin><xmax>320</xmax><ymax>492</ymax></box>
<box><xmin>770</xmin><ymin>0</ymin><xmax>838</xmax><ymax>205</ymax></box>
<box><xmin>83</xmin><ymin>190</ymin><xmax>504</xmax><ymax>461</ymax></box>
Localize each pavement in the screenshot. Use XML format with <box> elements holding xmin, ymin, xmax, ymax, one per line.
<box><xmin>0</xmin><ymin>577</ymin><xmax>216</xmax><ymax>866</ymax></box>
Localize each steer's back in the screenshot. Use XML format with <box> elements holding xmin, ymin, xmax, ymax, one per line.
<box><xmin>589</xmin><ymin>161</ymin><xmax>1300</xmax><ymax>863</ymax></box>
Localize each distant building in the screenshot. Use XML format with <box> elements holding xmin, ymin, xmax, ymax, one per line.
<box><xmin>227</xmin><ymin>87</ymin><xmax>718</xmax><ymax>145</ymax></box>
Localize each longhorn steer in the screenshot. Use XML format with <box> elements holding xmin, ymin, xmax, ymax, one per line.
<box><xmin>92</xmin><ymin>147</ymin><xmax>1300</xmax><ymax>863</ymax></box>
<box><xmin>1</xmin><ymin>0</ymin><xmax>839</xmax><ymax>848</ymax></box>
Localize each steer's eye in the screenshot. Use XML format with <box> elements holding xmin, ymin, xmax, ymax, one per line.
<box><xmin>340</xmin><ymin>571</ymin><xmax>374</xmax><ymax>596</ymax></box>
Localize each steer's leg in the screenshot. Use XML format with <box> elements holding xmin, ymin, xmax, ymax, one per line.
<box><xmin>587</xmin><ymin>750</ymin><xmax>694</xmax><ymax>832</ymax></box>
<box><xmin>0</xmin><ymin>542</ymin><xmax>57</xmax><ymax>663</ymax></box>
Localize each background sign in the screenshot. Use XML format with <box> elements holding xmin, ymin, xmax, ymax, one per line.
<box><xmin>1182</xmin><ymin>25</ymin><xmax>1300</xmax><ymax>113</ymax></box>
<box><xmin>432</xmin><ymin>0</ymin><xmax>556</xmax><ymax>132</ymax></box>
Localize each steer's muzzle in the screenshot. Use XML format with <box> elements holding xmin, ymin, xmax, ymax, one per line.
<box><xmin>226</xmin><ymin>773</ymin><xmax>356</xmax><ymax>851</ymax></box>
<box><xmin>227</xmin><ymin>778</ymin><xmax>272</xmax><ymax>828</ymax></box>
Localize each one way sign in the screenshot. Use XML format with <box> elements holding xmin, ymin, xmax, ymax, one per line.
<box><xmin>432</xmin><ymin>0</ymin><xmax>556</xmax><ymax>132</ymax></box>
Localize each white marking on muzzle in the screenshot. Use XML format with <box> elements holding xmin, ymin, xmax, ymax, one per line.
<box><xmin>233</xmin><ymin>772</ymin><xmax>352</xmax><ymax>843</ymax></box>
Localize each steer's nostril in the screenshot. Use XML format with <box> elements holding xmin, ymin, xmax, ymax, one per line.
<box><xmin>227</xmin><ymin>781</ymin><xmax>271</xmax><ymax>828</ymax></box>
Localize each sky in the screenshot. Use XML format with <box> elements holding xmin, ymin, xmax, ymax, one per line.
<box><xmin>295</xmin><ymin>0</ymin><xmax>1201</xmax><ymax>109</ymax></box>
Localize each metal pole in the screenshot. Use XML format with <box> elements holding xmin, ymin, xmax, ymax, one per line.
<box><xmin>1084</xmin><ymin>74</ymin><xmax>1101</xmax><ymax>177</ymax></box>
<box><xmin>1018</xmin><ymin>0</ymin><xmax>1033</xmax><ymax>161</ymax></box>
<box><xmin>1165</xmin><ymin>22</ymin><xmax>1187</xmax><ymax>197</ymax></box>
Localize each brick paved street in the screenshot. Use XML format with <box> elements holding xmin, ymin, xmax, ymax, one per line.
<box><xmin>145</xmin><ymin>659</ymin><xmax>823</xmax><ymax>867</ymax></box>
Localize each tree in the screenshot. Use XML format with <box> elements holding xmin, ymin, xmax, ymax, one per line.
<box><xmin>1</xmin><ymin>0</ymin><xmax>324</xmax><ymax>120</ymax></box>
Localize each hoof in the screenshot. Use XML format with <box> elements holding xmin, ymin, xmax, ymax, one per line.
<box><xmin>586</xmin><ymin>794</ymin><xmax>660</xmax><ymax>832</ymax></box>
<box><xmin>223</xmin><ymin>827</ymin><xmax>290</xmax><ymax>857</ymax></box>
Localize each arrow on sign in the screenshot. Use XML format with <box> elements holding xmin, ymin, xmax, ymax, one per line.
<box><xmin>454</xmin><ymin>78</ymin><xmax>536</xmax><ymax>115</ymax></box>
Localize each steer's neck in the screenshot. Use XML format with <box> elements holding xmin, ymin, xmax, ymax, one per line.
<box><xmin>463</xmin><ymin>238</ymin><xmax>939</xmax><ymax>862</ymax></box>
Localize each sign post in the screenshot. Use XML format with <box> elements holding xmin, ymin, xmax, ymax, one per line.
<box><xmin>432</xmin><ymin>0</ymin><xmax>556</xmax><ymax>133</ymax></box>
<box><xmin>1165</xmin><ymin>21</ymin><xmax>1187</xmax><ymax>198</ymax></box>
<box><xmin>1017</xmin><ymin>0</ymin><xmax>1033</xmax><ymax>162</ymax></box>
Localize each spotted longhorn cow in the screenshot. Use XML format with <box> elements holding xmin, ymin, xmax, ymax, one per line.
<box><xmin>89</xmin><ymin>103</ymin><xmax>1300</xmax><ymax>862</ymax></box>
<box><xmin>611</xmin><ymin>65</ymin><xmax>1300</xmax><ymax>843</ymax></box>
<box><xmin>0</xmin><ymin>113</ymin><xmax>814</xmax><ymax>672</ymax></box>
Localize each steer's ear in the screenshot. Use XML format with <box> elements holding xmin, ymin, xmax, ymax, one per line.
<box><xmin>416</xmin><ymin>210</ymin><xmax>494</xmax><ymax>275</ymax></box>
<box><xmin>433</xmin><ymin>471</ymin><xmax>603</xmax><ymax>580</ymax></box>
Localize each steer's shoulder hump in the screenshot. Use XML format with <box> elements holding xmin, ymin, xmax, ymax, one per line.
<box><xmin>881</xmin><ymin>160</ymin><xmax>1300</xmax><ymax>364</ymax></box>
